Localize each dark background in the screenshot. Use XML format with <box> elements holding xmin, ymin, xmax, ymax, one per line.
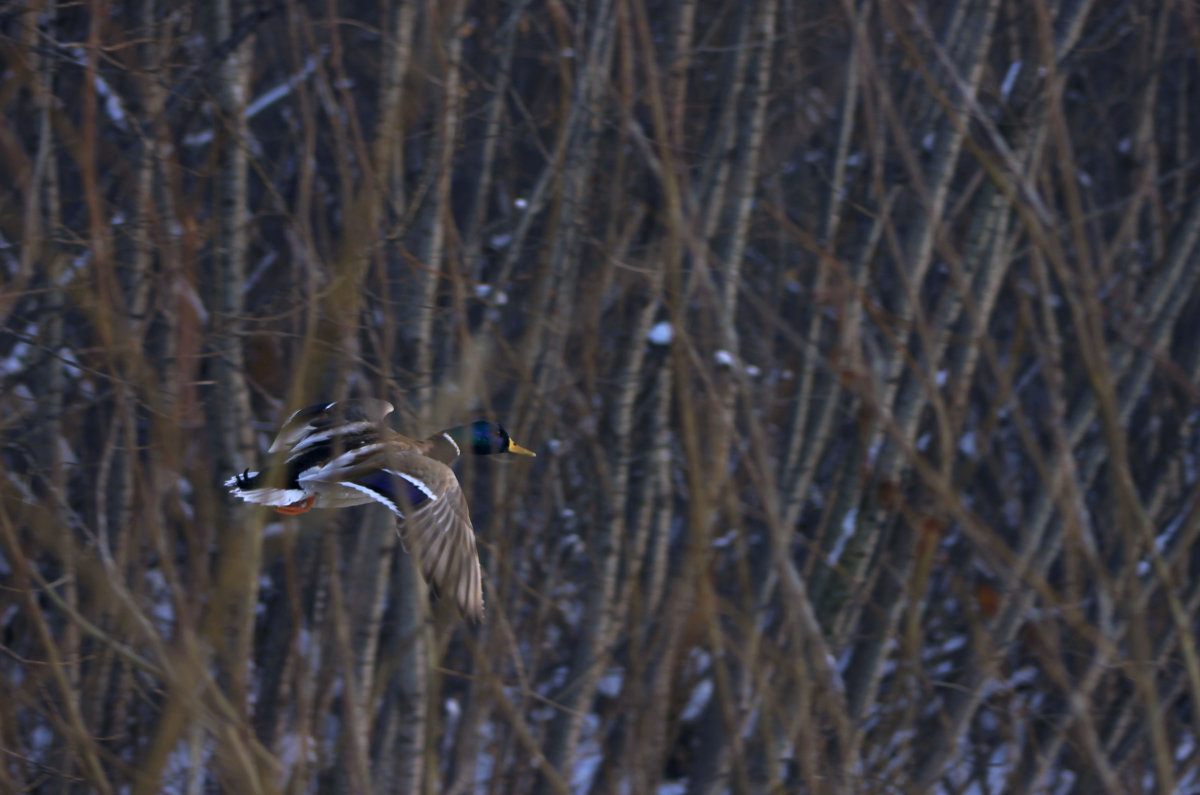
<box><xmin>2</xmin><ymin>0</ymin><xmax>1200</xmax><ymax>792</ymax></box>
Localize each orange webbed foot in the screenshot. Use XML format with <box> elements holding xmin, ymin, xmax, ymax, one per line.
<box><xmin>275</xmin><ymin>495</ymin><xmax>316</xmax><ymax>515</ymax></box>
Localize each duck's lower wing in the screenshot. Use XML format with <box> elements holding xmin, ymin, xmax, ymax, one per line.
<box><xmin>402</xmin><ymin>477</ymin><xmax>482</xmax><ymax>622</ymax></box>
<box><xmin>306</xmin><ymin>453</ymin><xmax>484</xmax><ymax>621</ymax></box>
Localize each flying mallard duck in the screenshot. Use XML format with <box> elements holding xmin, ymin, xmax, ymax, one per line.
<box><xmin>225</xmin><ymin>399</ymin><xmax>534</xmax><ymax>620</ymax></box>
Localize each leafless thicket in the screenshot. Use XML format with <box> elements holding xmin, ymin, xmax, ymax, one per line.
<box><xmin>2</xmin><ymin>0</ymin><xmax>1200</xmax><ymax>792</ymax></box>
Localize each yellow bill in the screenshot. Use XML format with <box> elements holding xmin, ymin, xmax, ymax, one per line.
<box><xmin>508</xmin><ymin>441</ymin><xmax>536</xmax><ymax>457</ymax></box>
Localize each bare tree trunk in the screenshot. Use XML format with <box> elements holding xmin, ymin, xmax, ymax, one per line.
<box><xmin>532</xmin><ymin>2</ymin><xmax>620</xmax><ymax>789</ymax></box>
<box><xmin>24</xmin><ymin>5</ymin><xmax>111</xmax><ymax>791</ymax></box>
<box><xmin>205</xmin><ymin>1</ymin><xmax>261</xmax><ymax>790</ymax></box>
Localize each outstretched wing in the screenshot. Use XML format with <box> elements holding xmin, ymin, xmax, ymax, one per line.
<box><xmin>307</xmin><ymin>451</ymin><xmax>483</xmax><ymax>621</ymax></box>
<box><xmin>399</xmin><ymin>463</ymin><xmax>483</xmax><ymax>622</ymax></box>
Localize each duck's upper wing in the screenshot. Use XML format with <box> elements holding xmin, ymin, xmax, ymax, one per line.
<box><xmin>303</xmin><ymin>449</ymin><xmax>483</xmax><ymax>621</ymax></box>
<box><xmin>268</xmin><ymin>399</ymin><xmax>395</xmax><ymax>454</ymax></box>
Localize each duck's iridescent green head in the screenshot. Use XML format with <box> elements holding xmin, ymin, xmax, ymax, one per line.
<box><xmin>448</xmin><ymin>420</ymin><xmax>536</xmax><ymax>457</ymax></box>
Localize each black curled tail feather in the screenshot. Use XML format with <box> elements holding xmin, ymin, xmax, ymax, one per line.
<box><xmin>234</xmin><ymin>468</ymin><xmax>259</xmax><ymax>489</ymax></box>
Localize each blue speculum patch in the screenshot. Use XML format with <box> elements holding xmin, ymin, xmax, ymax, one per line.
<box><xmin>357</xmin><ymin>469</ymin><xmax>431</xmax><ymax>509</ymax></box>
